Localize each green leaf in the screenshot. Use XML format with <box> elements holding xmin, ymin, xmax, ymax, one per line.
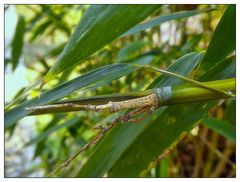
<box><xmin>32</xmin><ymin>114</ymin><xmax>65</xmax><ymax>159</ymax></box>
<box><xmin>77</xmin><ymin>51</ymin><xmax>235</xmax><ymax>177</ymax></box>
<box><xmin>107</xmin><ymin>56</ymin><xmax>235</xmax><ymax>177</ymax></box>
<box><xmin>159</xmin><ymin>157</ymin><xmax>169</xmax><ymax>177</ymax></box>
<box><xmin>200</xmin><ymin>55</ymin><xmax>235</xmax><ymax>81</ymax></box>
<box><xmin>108</xmin><ymin>104</ymin><xmax>210</xmax><ymax>177</ymax></box>
<box><xmin>5</xmin><ymin>64</ymin><xmax>136</xmax><ymax>129</ymax></box>
<box><xmin>131</xmin><ymin>55</ymin><xmax>155</xmax><ymax>65</ymax></box>
<box><xmin>76</xmin><ymin>52</ymin><xmax>203</xmax><ymax>177</ymax></box>
<box><xmin>11</xmin><ymin>16</ymin><xmax>25</xmax><ymax>71</ymax></box>
<box><xmin>198</xmin><ymin>5</ymin><xmax>236</xmax><ymax>72</ymax></box>
<box><xmin>30</xmin><ymin>20</ymin><xmax>52</xmax><ymax>41</ymax></box>
<box><xmin>43</xmin><ymin>5</ymin><xmax>162</xmax><ymax>84</ymax></box>
<box><xmin>121</xmin><ymin>8</ymin><xmax>216</xmax><ymax>37</ymax></box>
<box><xmin>43</xmin><ymin>43</ymin><xmax>65</xmax><ymax>58</ymax></box>
<box><xmin>116</xmin><ymin>40</ymin><xmax>149</xmax><ymax>62</ymax></box>
<box><xmin>201</xmin><ymin>117</ymin><xmax>235</xmax><ymax>142</ymax></box>
<box><xmin>26</xmin><ymin>118</ymin><xmax>80</xmax><ymax>146</ymax></box>
<box><xmin>223</xmin><ymin>100</ymin><xmax>235</xmax><ymax>125</ymax></box>
<box><xmin>5</xmin><ymin>78</ymin><xmax>42</xmax><ymax>110</ymax></box>
<box><xmin>149</xmin><ymin>53</ymin><xmax>203</xmax><ymax>88</ymax></box>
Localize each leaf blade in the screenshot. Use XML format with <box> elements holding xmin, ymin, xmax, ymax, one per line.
<box><xmin>76</xmin><ymin>52</ymin><xmax>203</xmax><ymax>177</ymax></box>
<box><xmin>121</xmin><ymin>8</ymin><xmax>216</xmax><ymax>37</ymax></box>
<box><xmin>198</xmin><ymin>5</ymin><xmax>236</xmax><ymax>72</ymax></box>
<box><xmin>11</xmin><ymin>16</ymin><xmax>25</xmax><ymax>71</ymax></box>
<box><xmin>43</xmin><ymin>5</ymin><xmax>162</xmax><ymax>83</ymax></box>
<box><xmin>201</xmin><ymin>117</ymin><xmax>235</xmax><ymax>142</ymax></box>
<box><xmin>5</xmin><ymin>64</ymin><xmax>136</xmax><ymax>129</ymax></box>
<box><xmin>108</xmin><ymin>57</ymin><xmax>235</xmax><ymax>177</ymax></box>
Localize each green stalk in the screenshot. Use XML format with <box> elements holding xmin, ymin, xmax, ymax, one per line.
<box><xmin>27</xmin><ymin>78</ymin><xmax>235</xmax><ymax>115</ymax></box>
<box><xmin>167</xmin><ymin>78</ymin><xmax>235</xmax><ymax>105</ymax></box>
<box><xmin>132</xmin><ymin>64</ymin><xmax>236</xmax><ymax>98</ymax></box>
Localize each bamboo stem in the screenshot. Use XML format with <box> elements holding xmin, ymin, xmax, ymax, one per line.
<box><xmin>133</xmin><ymin>64</ymin><xmax>235</xmax><ymax>98</ymax></box>
<box><xmin>26</xmin><ymin>78</ymin><xmax>235</xmax><ymax>115</ymax></box>
<box><xmin>167</xmin><ymin>78</ymin><xmax>235</xmax><ymax>105</ymax></box>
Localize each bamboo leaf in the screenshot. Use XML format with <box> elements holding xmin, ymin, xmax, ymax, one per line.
<box><xmin>11</xmin><ymin>16</ymin><xmax>25</xmax><ymax>71</ymax></box>
<box><xmin>107</xmin><ymin>57</ymin><xmax>235</xmax><ymax>177</ymax></box>
<box><xmin>5</xmin><ymin>64</ymin><xmax>136</xmax><ymax>129</ymax></box>
<box><xmin>198</xmin><ymin>5</ymin><xmax>236</xmax><ymax>72</ymax></box>
<box><xmin>200</xmin><ymin>55</ymin><xmax>235</xmax><ymax>81</ymax></box>
<box><xmin>43</xmin><ymin>5</ymin><xmax>162</xmax><ymax>84</ymax></box>
<box><xmin>149</xmin><ymin>53</ymin><xmax>203</xmax><ymax>88</ymax></box>
<box><xmin>5</xmin><ymin>78</ymin><xmax>42</xmax><ymax>110</ymax></box>
<box><xmin>121</xmin><ymin>8</ymin><xmax>216</xmax><ymax>37</ymax></box>
<box><xmin>30</xmin><ymin>20</ymin><xmax>52</xmax><ymax>41</ymax></box>
<box><xmin>159</xmin><ymin>157</ymin><xmax>169</xmax><ymax>177</ymax></box>
<box><xmin>77</xmin><ymin>51</ymin><xmax>235</xmax><ymax>177</ymax></box>
<box><xmin>76</xmin><ymin>52</ymin><xmax>203</xmax><ymax>177</ymax></box>
<box><xmin>201</xmin><ymin>117</ymin><xmax>235</xmax><ymax>142</ymax></box>
<box><xmin>116</xmin><ymin>40</ymin><xmax>149</xmax><ymax>62</ymax></box>
<box><xmin>109</xmin><ymin>103</ymin><xmax>208</xmax><ymax>177</ymax></box>
<box><xmin>133</xmin><ymin>64</ymin><xmax>235</xmax><ymax>98</ymax></box>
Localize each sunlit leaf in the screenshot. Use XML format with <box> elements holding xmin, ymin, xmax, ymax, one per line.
<box><xmin>30</xmin><ymin>20</ymin><xmax>52</xmax><ymax>41</ymax></box>
<box><xmin>159</xmin><ymin>157</ymin><xmax>169</xmax><ymax>177</ymax></box>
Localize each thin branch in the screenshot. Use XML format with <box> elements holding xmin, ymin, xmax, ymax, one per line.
<box><xmin>26</xmin><ymin>93</ymin><xmax>159</xmax><ymax>114</ymax></box>
<box><xmin>48</xmin><ymin>106</ymin><xmax>154</xmax><ymax>177</ymax></box>
<box><xmin>48</xmin><ymin>115</ymin><xmax>120</xmax><ymax>177</ymax></box>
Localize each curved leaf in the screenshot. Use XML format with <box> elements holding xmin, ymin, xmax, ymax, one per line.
<box><xmin>43</xmin><ymin>5</ymin><xmax>162</xmax><ymax>84</ymax></box>
<box><xmin>200</xmin><ymin>55</ymin><xmax>235</xmax><ymax>81</ymax></box>
<box><xmin>30</xmin><ymin>20</ymin><xmax>52</xmax><ymax>41</ymax></box>
<box><xmin>76</xmin><ymin>52</ymin><xmax>203</xmax><ymax>177</ymax></box>
<box><xmin>198</xmin><ymin>5</ymin><xmax>236</xmax><ymax>72</ymax></box>
<box><xmin>108</xmin><ymin>57</ymin><xmax>235</xmax><ymax>177</ymax></box>
<box><xmin>109</xmin><ymin>103</ymin><xmax>208</xmax><ymax>177</ymax></box>
<box><xmin>5</xmin><ymin>64</ymin><xmax>136</xmax><ymax>129</ymax></box>
<box><xmin>121</xmin><ymin>8</ymin><xmax>216</xmax><ymax>37</ymax></box>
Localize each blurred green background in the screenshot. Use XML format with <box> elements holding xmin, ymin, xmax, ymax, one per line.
<box><xmin>4</xmin><ymin>5</ymin><xmax>235</xmax><ymax>177</ymax></box>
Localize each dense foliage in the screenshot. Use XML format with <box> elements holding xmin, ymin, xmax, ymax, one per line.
<box><xmin>5</xmin><ymin>5</ymin><xmax>235</xmax><ymax>177</ymax></box>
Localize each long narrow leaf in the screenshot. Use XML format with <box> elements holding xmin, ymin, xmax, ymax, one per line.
<box><xmin>11</xmin><ymin>16</ymin><xmax>25</xmax><ymax>71</ymax></box>
<box><xmin>108</xmin><ymin>56</ymin><xmax>235</xmax><ymax>177</ymax></box>
<box><xmin>121</xmin><ymin>8</ymin><xmax>216</xmax><ymax>37</ymax></box>
<box><xmin>201</xmin><ymin>117</ymin><xmax>235</xmax><ymax>142</ymax></box>
<box><xmin>43</xmin><ymin>5</ymin><xmax>162</xmax><ymax>84</ymax></box>
<box><xmin>77</xmin><ymin>52</ymin><xmax>203</xmax><ymax>177</ymax></box>
<box><xmin>5</xmin><ymin>64</ymin><xmax>136</xmax><ymax>129</ymax></box>
<box><xmin>198</xmin><ymin>5</ymin><xmax>236</xmax><ymax>72</ymax></box>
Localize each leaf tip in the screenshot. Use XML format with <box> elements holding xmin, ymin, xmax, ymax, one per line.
<box><xmin>38</xmin><ymin>79</ymin><xmax>46</xmax><ymax>98</ymax></box>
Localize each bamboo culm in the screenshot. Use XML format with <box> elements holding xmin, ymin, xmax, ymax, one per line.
<box><xmin>26</xmin><ymin>78</ymin><xmax>235</xmax><ymax>115</ymax></box>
